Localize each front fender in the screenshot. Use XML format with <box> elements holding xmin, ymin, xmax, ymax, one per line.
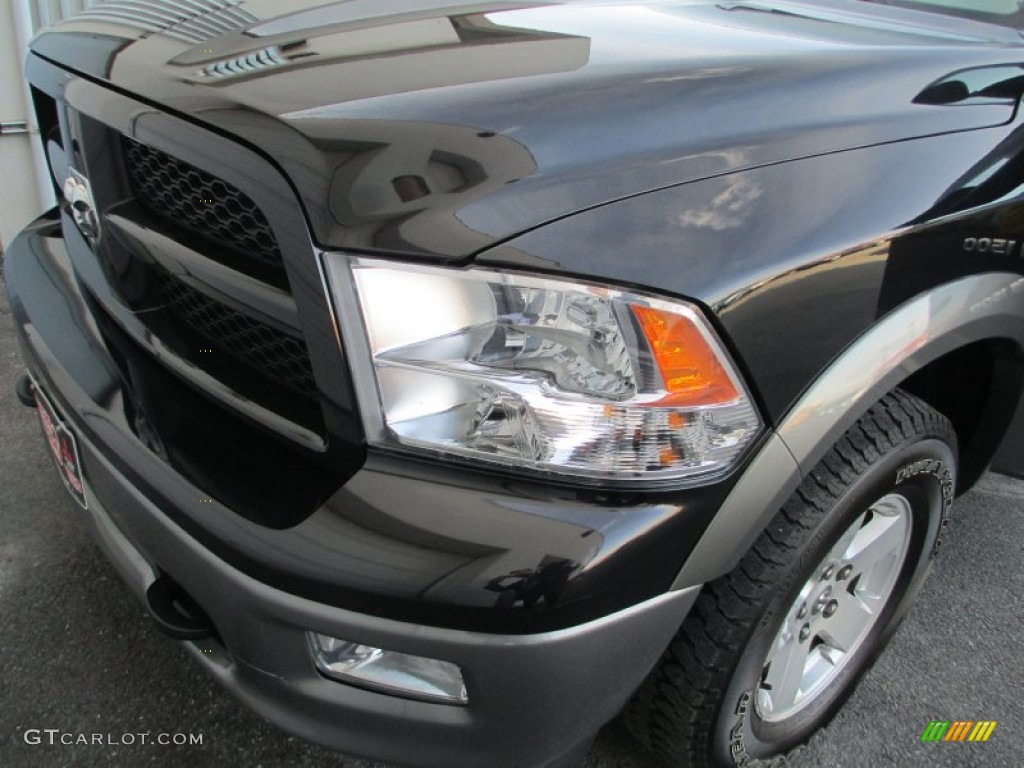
<box><xmin>671</xmin><ymin>272</ymin><xmax>1024</xmax><ymax>588</ymax></box>
<box><xmin>477</xmin><ymin>126</ymin><xmax>1024</xmax><ymax>587</ymax></box>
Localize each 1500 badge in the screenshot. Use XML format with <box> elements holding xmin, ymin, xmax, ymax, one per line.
<box><xmin>963</xmin><ymin>237</ymin><xmax>1019</xmax><ymax>256</ymax></box>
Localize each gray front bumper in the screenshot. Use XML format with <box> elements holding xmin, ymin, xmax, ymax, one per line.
<box><xmin>6</xmin><ymin>211</ymin><xmax>702</xmax><ymax>767</ymax></box>
<box><xmin>65</xmin><ymin>417</ymin><xmax>699</xmax><ymax>768</ymax></box>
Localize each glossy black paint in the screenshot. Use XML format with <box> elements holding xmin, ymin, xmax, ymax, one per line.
<box><xmin>6</xmin><ymin>214</ymin><xmax>739</xmax><ymax>632</ymax></box>
<box><xmin>481</xmin><ymin>124</ymin><xmax>1024</xmax><ymax>422</ymax></box>
<box><xmin>29</xmin><ymin>0</ymin><xmax>1024</xmax><ymax>261</ymax></box>
<box><xmin>10</xmin><ymin>0</ymin><xmax>1024</xmax><ymax>635</ymax></box>
<box><xmin>16</xmin><ymin>45</ymin><xmax>758</xmax><ymax>631</ymax></box>
<box><xmin>27</xmin><ymin>55</ymin><xmax>365</xmax><ymax>523</ymax></box>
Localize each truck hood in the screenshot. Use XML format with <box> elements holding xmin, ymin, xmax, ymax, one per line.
<box><xmin>31</xmin><ymin>0</ymin><xmax>1024</xmax><ymax>259</ymax></box>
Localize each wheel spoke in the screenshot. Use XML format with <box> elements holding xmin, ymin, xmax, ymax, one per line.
<box><xmin>763</xmin><ymin>636</ymin><xmax>807</xmax><ymax>712</ymax></box>
<box><xmin>844</xmin><ymin>511</ymin><xmax>906</xmax><ymax>576</ymax></box>
<box><xmin>820</xmin><ymin>591</ymin><xmax>875</xmax><ymax>652</ymax></box>
<box><xmin>829</xmin><ymin>516</ymin><xmax>863</xmax><ymax>562</ymax></box>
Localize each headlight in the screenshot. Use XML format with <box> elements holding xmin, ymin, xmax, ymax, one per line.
<box><xmin>324</xmin><ymin>256</ymin><xmax>760</xmax><ymax>484</ymax></box>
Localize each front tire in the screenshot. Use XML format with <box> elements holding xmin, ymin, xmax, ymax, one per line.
<box><xmin>624</xmin><ymin>390</ymin><xmax>957</xmax><ymax>767</ymax></box>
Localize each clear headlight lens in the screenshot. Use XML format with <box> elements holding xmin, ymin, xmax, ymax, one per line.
<box><xmin>324</xmin><ymin>256</ymin><xmax>760</xmax><ymax>483</ymax></box>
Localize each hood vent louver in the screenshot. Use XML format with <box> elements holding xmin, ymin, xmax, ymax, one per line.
<box><xmin>72</xmin><ymin>0</ymin><xmax>257</xmax><ymax>44</ymax></box>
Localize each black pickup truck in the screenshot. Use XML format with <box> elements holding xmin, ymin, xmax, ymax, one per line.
<box><xmin>6</xmin><ymin>1</ymin><xmax>1024</xmax><ymax>766</ymax></box>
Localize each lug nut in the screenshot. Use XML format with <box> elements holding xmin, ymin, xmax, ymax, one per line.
<box><xmin>799</xmin><ymin>624</ymin><xmax>811</xmax><ymax>642</ymax></box>
<box><xmin>811</xmin><ymin>585</ymin><xmax>832</xmax><ymax>615</ymax></box>
<box><xmin>822</xmin><ymin>565</ymin><xmax>834</xmax><ymax>580</ymax></box>
<box><xmin>837</xmin><ymin>565</ymin><xmax>853</xmax><ymax>581</ymax></box>
<box><xmin>823</xmin><ymin>600</ymin><xmax>839</xmax><ymax>618</ymax></box>
<box><xmin>797</xmin><ymin>603</ymin><xmax>807</xmax><ymax>619</ymax></box>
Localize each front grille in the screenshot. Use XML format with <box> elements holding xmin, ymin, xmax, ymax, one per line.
<box><xmin>161</xmin><ymin>276</ymin><xmax>317</xmax><ymax>399</ymax></box>
<box><xmin>123</xmin><ymin>137</ymin><xmax>282</xmax><ymax>268</ymax></box>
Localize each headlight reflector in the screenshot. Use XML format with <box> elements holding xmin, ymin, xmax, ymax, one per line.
<box><xmin>326</xmin><ymin>256</ymin><xmax>760</xmax><ymax>483</ymax></box>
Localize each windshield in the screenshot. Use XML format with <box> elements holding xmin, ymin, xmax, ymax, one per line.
<box><xmin>867</xmin><ymin>0</ymin><xmax>1024</xmax><ymax>28</ymax></box>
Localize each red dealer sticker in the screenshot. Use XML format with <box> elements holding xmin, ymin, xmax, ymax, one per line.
<box><xmin>32</xmin><ymin>378</ymin><xmax>88</xmax><ymax>510</ymax></box>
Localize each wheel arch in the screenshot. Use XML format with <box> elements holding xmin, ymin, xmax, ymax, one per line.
<box><xmin>899</xmin><ymin>337</ymin><xmax>1024</xmax><ymax>494</ymax></box>
<box><xmin>673</xmin><ymin>272</ymin><xmax>1024</xmax><ymax>589</ymax></box>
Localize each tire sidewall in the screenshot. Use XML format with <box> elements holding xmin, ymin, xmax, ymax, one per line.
<box><xmin>713</xmin><ymin>436</ymin><xmax>956</xmax><ymax>767</ymax></box>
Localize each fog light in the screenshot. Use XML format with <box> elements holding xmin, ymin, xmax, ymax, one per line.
<box><xmin>308</xmin><ymin>633</ymin><xmax>468</xmax><ymax>705</ymax></box>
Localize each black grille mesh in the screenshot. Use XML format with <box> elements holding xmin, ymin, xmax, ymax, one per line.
<box><xmin>123</xmin><ymin>137</ymin><xmax>282</xmax><ymax>267</ymax></box>
<box><xmin>162</xmin><ymin>277</ymin><xmax>317</xmax><ymax>399</ymax></box>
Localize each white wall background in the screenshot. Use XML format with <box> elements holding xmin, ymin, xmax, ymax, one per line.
<box><xmin>0</xmin><ymin>1</ymin><xmax>101</xmax><ymax>253</ymax></box>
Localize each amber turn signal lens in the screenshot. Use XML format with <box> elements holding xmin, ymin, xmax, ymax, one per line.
<box><xmin>632</xmin><ymin>305</ymin><xmax>739</xmax><ymax>406</ymax></box>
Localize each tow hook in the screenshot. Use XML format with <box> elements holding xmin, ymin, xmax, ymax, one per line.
<box><xmin>145</xmin><ymin>575</ymin><xmax>216</xmax><ymax>641</ymax></box>
<box><xmin>16</xmin><ymin>374</ymin><xmax>37</xmax><ymax>408</ymax></box>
